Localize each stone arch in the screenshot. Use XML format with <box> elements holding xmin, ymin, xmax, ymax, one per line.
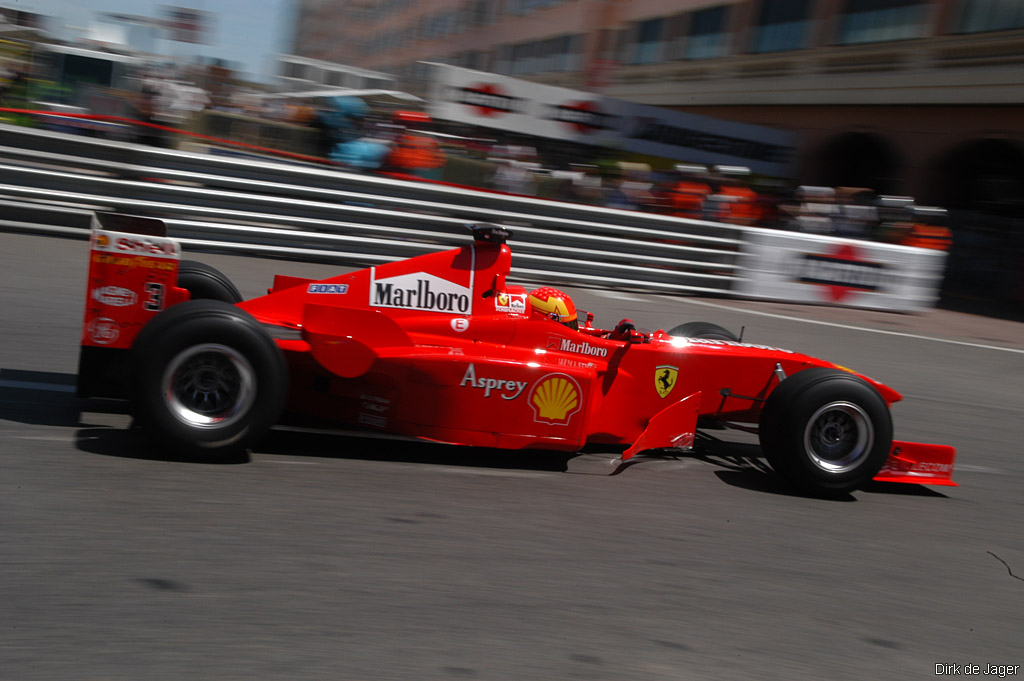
<box><xmin>815</xmin><ymin>132</ymin><xmax>901</xmax><ymax>195</ymax></box>
<box><xmin>931</xmin><ymin>138</ymin><xmax>1024</xmax><ymax>216</ymax></box>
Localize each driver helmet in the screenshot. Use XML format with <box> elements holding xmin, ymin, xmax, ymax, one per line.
<box><xmin>528</xmin><ymin>287</ymin><xmax>578</xmax><ymax>330</ymax></box>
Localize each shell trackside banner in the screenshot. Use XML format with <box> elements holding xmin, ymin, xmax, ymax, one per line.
<box><xmin>425</xmin><ymin>63</ymin><xmax>797</xmax><ymax>177</ymax></box>
<box><xmin>734</xmin><ymin>229</ymin><xmax>948</xmax><ymax>311</ymax></box>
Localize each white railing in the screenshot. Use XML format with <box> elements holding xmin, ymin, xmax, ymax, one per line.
<box><xmin>0</xmin><ymin>122</ymin><xmax>743</xmax><ymax>295</ymax></box>
<box><xmin>0</xmin><ymin>122</ymin><xmax>946</xmax><ymax>310</ymax></box>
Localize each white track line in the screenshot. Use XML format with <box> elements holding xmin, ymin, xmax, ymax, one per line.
<box><xmin>655</xmin><ymin>292</ymin><xmax>1024</xmax><ymax>352</ymax></box>
<box><xmin>259</xmin><ymin>459</ymin><xmax>319</xmax><ymax>465</ymax></box>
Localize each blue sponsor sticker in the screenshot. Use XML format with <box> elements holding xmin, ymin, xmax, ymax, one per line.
<box><xmin>308</xmin><ymin>283</ymin><xmax>349</xmax><ymax>294</ymax></box>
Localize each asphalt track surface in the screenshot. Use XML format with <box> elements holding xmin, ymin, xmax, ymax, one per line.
<box><xmin>2</xmin><ymin>231</ymin><xmax>1022</xmax><ymax>681</ymax></box>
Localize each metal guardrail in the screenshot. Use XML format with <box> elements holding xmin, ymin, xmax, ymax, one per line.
<box><xmin>0</xmin><ymin>122</ymin><xmax>745</xmax><ymax>295</ymax></box>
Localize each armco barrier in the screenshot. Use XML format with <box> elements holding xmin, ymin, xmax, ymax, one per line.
<box><xmin>0</xmin><ymin>121</ymin><xmax>946</xmax><ymax>308</ymax></box>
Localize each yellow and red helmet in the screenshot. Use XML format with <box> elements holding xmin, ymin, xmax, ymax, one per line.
<box><xmin>528</xmin><ymin>287</ymin><xmax>578</xmax><ymax>330</ymax></box>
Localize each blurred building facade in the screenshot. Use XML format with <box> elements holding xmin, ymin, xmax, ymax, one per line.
<box><xmin>292</xmin><ymin>0</ymin><xmax>1023</xmax><ymax>214</ymax></box>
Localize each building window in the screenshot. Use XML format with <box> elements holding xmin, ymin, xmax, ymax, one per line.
<box><xmin>838</xmin><ymin>0</ymin><xmax>928</xmax><ymax>44</ymax></box>
<box><xmin>494</xmin><ymin>44</ymin><xmax>512</xmax><ymax>73</ymax></box>
<box><xmin>505</xmin><ymin>34</ymin><xmax>582</xmax><ymax>74</ymax></box>
<box><xmin>510</xmin><ymin>42</ymin><xmax>530</xmax><ymax>74</ymax></box>
<box><xmin>469</xmin><ymin>0</ymin><xmax>495</xmax><ymax>25</ymax></box>
<box><xmin>687</xmin><ymin>6</ymin><xmax>730</xmax><ymax>59</ymax></box>
<box><xmin>631</xmin><ymin>17</ymin><xmax>665</xmax><ymax>64</ymax></box>
<box><xmin>414</xmin><ymin>62</ymin><xmax>432</xmax><ymax>82</ymax></box>
<box><xmin>523</xmin><ymin>0</ymin><xmax>561</xmax><ymax>10</ymax></box>
<box><xmin>464</xmin><ymin>50</ymin><xmax>494</xmax><ymax>71</ymax></box>
<box><xmin>751</xmin><ymin>0</ymin><xmax>810</xmax><ymax>53</ymax></box>
<box><xmin>955</xmin><ymin>0</ymin><xmax>1024</xmax><ymax>33</ymax></box>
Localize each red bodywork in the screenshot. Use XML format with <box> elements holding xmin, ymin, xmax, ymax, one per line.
<box><xmin>78</xmin><ymin>216</ymin><xmax>956</xmax><ymax>487</ymax></box>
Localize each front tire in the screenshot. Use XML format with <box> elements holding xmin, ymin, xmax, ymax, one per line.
<box><xmin>130</xmin><ymin>300</ymin><xmax>287</xmax><ymax>457</ymax></box>
<box><xmin>759</xmin><ymin>367</ymin><xmax>892</xmax><ymax>496</ymax></box>
<box><xmin>177</xmin><ymin>260</ymin><xmax>243</xmax><ymax>303</ymax></box>
<box><xmin>667</xmin><ymin>321</ymin><xmax>739</xmax><ymax>341</ymax></box>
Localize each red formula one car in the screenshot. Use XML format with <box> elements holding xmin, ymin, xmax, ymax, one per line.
<box><xmin>77</xmin><ymin>213</ymin><xmax>956</xmax><ymax>495</ymax></box>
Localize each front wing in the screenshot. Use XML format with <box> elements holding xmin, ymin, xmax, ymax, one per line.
<box><xmin>874</xmin><ymin>441</ymin><xmax>958</xmax><ymax>486</ymax></box>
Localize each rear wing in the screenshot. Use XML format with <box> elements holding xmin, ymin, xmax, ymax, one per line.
<box><xmin>78</xmin><ymin>213</ymin><xmax>187</xmax><ymax>397</ymax></box>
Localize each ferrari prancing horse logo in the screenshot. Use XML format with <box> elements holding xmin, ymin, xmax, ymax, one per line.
<box><xmin>655</xmin><ymin>365</ymin><xmax>678</xmax><ymax>399</ymax></box>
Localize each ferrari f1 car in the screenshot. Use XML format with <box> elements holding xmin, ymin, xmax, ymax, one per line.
<box><xmin>77</xmin><ymin>213</ymin><xmax>956</xmax><ymax>495</ymax></box>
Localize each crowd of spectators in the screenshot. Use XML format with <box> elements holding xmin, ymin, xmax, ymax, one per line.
<box><xmin>470</xmin><ymin>152</ymin><xmax>953</xmax><ymax>250</ymax></box>
<box><xmin>2</xmin><ymin>59</ymin><xmax>955</xmax><ymax>252</ymax></box>
<box><xmin>445</xmin><ymin>149</ymin><xmax>953</xmax><ymax>251</ymax></box>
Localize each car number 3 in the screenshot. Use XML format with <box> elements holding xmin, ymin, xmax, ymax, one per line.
<box><xmin>144</xmin><ymin>282</ymin><xmax>166</xmax><ymax>311</ymax></box>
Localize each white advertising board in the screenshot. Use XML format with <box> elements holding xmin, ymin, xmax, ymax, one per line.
<box><xmin>735</xmin><ymin>229</ymin><xmax>948</xmax><ymax>312</ymax></box>
<box><xmin>426</xmin><ymin>64</ymin><xmax>797</xmax><ymax>177</ymax></box>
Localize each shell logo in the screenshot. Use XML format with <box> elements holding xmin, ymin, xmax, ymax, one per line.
<box><xmin>529</xmin><ymin>373</ymin><xmax>582</xmax><ymax>426</ymax></box>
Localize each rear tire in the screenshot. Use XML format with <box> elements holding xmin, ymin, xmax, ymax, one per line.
<box><xmin>130</xmin><ymin>300</ymin><xmax>287</xmax><ymax>458</ymax></box>
<box><xmin>759</xmin><ymin>367</ymin><xmax>892</xmax><ymax>496</ymax></box>
<box><xmin>667</xmin><ymin>321</ymin><xmax>739</xmax><ymax>341</ymax></box>
<box><xmin>178</xmin><ymin>260</ymin><xmax>243</xmax><ymax>303</ymax></box>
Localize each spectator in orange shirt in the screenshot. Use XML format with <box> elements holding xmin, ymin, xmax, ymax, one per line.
<box><xmin>713</xmin><ymin>165</ymin><xmax>762</xmax><ymax>226</ymax></box>
<box><xmin>384</xmin><ymin>110</ymin><xmax>446</xmax><ymax>180</ymax></box>
<box><xmin>902</xmin><ymin>206</ymin><xmax>953</xmax><ymax>250</ymax></box>
<box><xmin>668</xmin><ymin>164</ymin><xmax>712</xmax><ymax>219</ymax></box>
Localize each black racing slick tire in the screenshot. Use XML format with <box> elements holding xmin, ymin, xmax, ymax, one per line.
<box><xmin>177</xmin><ymin>260</ymin><xmax>243</xmax><ymax>303</ymax></box>
<box><xmin>759</xmin><ymin>367</ymin><xmax>892</xmax><ymax>496</ymax></box>
<box><xmin>130</xmin><ymin>300</ymin><xmax>287</xmax><ymax>458</ymax></box>
<box><xmin>667</xmin><ymin>321</ymin><xmax>739</xmax><ymax>341</ymax></box>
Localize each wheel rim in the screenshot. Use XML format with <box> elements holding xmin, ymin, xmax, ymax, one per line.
<box><xmin>162</xmin><ymin>344</ymin><xmax>256</xmax><ymax>428</ymax></box>
<box><xmin>803</xmin><ymin>401</ymin><xmax>874</xmax><ymax>474</ymax></box>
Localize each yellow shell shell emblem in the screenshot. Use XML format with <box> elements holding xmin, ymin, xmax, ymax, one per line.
<box><xmin>655</xmin><ymin>365</ymin><xmax>678</xmax><ymax>399</ymax></box>
<box><xmin>529</xmin><ymin>374</ymin><xmax>582</xmax><ymax>425</ymax></box>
